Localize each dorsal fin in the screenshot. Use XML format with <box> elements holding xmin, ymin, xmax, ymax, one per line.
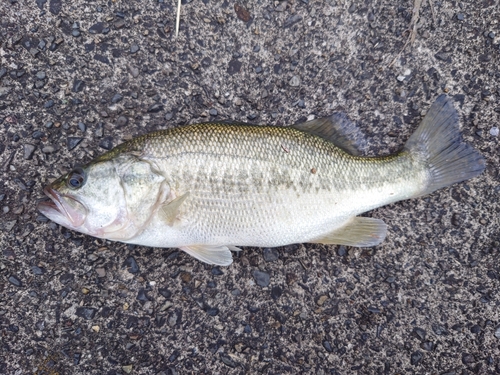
<box><xmin>292</xmin><ymin>113</ymin><xmax>367</xmax><ymax>155</ymax></box>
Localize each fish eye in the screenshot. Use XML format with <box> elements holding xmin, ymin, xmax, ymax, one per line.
<box><xmin>67</xmin><ymin>167</ymin><xmax>86</xmax><ymax>189</ymax></box>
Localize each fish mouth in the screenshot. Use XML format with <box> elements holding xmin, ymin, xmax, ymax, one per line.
<box><xmin>38</xmin><ymin>187</ymin><xmax>88</xmax><ymax>228</ymax></box>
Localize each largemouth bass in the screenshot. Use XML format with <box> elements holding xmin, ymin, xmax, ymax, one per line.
<box><xmin>38</xmin><ymin>95</ymin><xmax>485</xmax><ymax>266</ymax></box>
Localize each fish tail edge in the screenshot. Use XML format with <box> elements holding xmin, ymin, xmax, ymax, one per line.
<box><xmin>405</xmin><ymin>94</ymin><xmax>485</xmax><ymax>197</ymax></box>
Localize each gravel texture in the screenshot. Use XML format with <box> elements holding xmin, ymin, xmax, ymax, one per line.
<box><xmin>1</xmin><ymin>0</ymin><xmax>500</xmax><ymax>374</ymax></box>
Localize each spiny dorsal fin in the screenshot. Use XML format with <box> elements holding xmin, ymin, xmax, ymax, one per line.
<box><xmin>292</xmin><ymin>113</ymin><xmax>367</xmax><ymax>155</ymax></box>
<box><xmin>310</xmin><ymin>216</ymin><xmax>387</xmax><ymax>247</ymax></box>
<box><xmin>159</xmin><ymin>192</ymin><xmax>190</xmax><ymax>226</ymax></box>
<box><xmin>180</xmin><ymin>245</ymin><xmax>241</xmax><ymax>266</ymax></box>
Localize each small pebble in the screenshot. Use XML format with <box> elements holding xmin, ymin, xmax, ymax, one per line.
<box><xmin>74</xmin><ymin>353</ymin><xmax>81</xmax><ymax>365</ymax></box>
<box><xmin>130</xmin><ymin>44</ymin><xmax>139</xmax><ymax>53</ymax></box>
<box><xmin>420</xmin><ymin>341</ymin><xmax>435</xmax><ymax>351</ymax></box>
<box><xmin>412</xmin><ymin>327</ymin><xmax>426</xmax><ymax>340</ymax></box>
<box><xmin>337</xmin><ymin>246</ymin><xmax>347</xmax><ymax>256</ymax></box>
<box><xmin>67</xmin><ymin>137</ymin><xmax>83</xmax><ymax>151</ymax></box>
<box><xmin>41</xmin><ymin>145</ymin><xmax>56</xmax><ymax>153</ymax></box>
<box><xmin>76</xmin><ymin>307</ymin><xmax>98</xmax><ymax>320</ymax></box>
<box><xmin>137</xmin><ymin>289</ymin><xmax>150</xmax><ymax>301</ymax></box>
<box><xmin>432</xmin><ymin>324</ymin><xmax>449</xmax><ymax>336</ymax></box>
<box><xmin>462</xmin><ymin>353</ymin><xmax>475</xmax><ymax>364</ymax></box>
<box><xmin>8</xmin><ymin>275</ymin><xmax>23</xmax><ymax>287</ymax></box>
<box><xmin>129</xmin><ymin>66</ymin><xmax>139</xmax><ymax>77</ymax></box>
<box><xmin>271</xmin><ymin>286</ymin><xmax>282</xmax><ymax>299</ymax></box>
<box><xmin>316</xmin><ymin>295</ymin><xmax>328</xmax><ymax>306</ymax></box>
<box><xmin>116</xmin><ymin>116</ymin><xmax>128</xmax><ymax>126</ymax></box>
<box><xmin>180</xmin><ymin>272</ymin><xmax>192</xmax><ymax>283</ymax></box>
<box><xmin>289</xmin><ymin>76</ymin><xmax>300</xmax><ymax>87</ymax></box>
<box><xmin>59</xmin><ymin>273</ymin><xmax>74</xmax><ymax>284</ymax></box>
<box><xmin>494</xmin><ymin>325</ymin><xmax>500</xmax><ymax>339</ymax></box>
<box><xmin>211</xmin><ymin>267</ymin><xmax>223</xmax><ymax>276</ymax></box>
<box><xmin>31</xmin><ymin>266</ymin><xmax>45</xmax><ymax>275</ymax></box>
<box><xmin>36</xmin><ymin>71</ymin><xmax>46</xmax><ymax>80</ymax></box>
<box><xmin>209</xmin><ymin>108</ymin><xmax>218</xmax><ymax>116</ymax></box>
<box><xmin>111</xmin><ymin>93</ymin><xmax>123</xmax><ymax>103</ymax></box>
<box><xmin>252</xmin><ymin>270</ymin><xmax>270</xmax><ymax>287</ymax></box>
<box><xmin>159</xmin><ymin>288</ymin><xmax>172</xmax><ymax>299</ymax></box>
<box><xmin>99</xmin><ymin>137</ymin><xmax>113</xmax><ymax>150</ymax></box>
<box><xmin>323</xmin><ymin>341</ymin><xmax>333</xmax><ymax>352</ymax></box>
<box><xmin>490</xmin><ymin>127</ymin><xmax>499</xmax><ymax>136</ymax></box>
<box><xmin>263</xmin><ymin>248</ymin><xmax>279</xmax><ymax>262</ymax></box>
<box><xmin>124</xmin><ymin>256</ymin><xmax>139</xmax><ymax>274</ymax></box>
<box><xmin>114</xmin><ymin>19</ymin><xmax>125</xmax><ymax>29</ymax></box>
<box><xmin>147</xmin><ymin>103</ymin><xmax>163</xmax><ymax>113</ymax></box>
<box><xmin>206</xmin><ymin>307</ymin><xmax>219</xmax><ymax>316</ymax></box>
<box><xmin>23</xmin><ymin>144</ymin><xmax>35</xmax><ymax>160</ymax></box>
<box><xmin>410</xmin><ymin>351</ymin><xmax>423</xmax><ymax>365</ymax></box>
<box><xmin>73</xmin><ymin>80</ymin><xmax>85</xmax><ymax>92</ymax></box>
<box><xmin>96</xmin><ymin>268</ymin><xmax>106</xmax><ymax>277</ymax></box>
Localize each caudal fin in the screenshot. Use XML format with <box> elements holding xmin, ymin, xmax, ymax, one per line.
<box><xmin>405</xmin><ymin>95</ymin><xmax>485</xmax><ymax>197</ymax></box>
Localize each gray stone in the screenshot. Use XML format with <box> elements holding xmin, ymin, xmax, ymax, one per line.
<box><xmin>252</xmin><ymin>270</ymin><xmax>270</xmax><ymax>287</ymax></box>
<box><xmin>67</xmin><ymin>137</ymin><xmax>83</xmax><ymax>151</ymax></box>
<box><xmin>289</xmin><ymin>76</ymin><xmax>300</xmax><ymax>86</ymax></box>
<box><xmin>23</xmin><ymin>144</ymin><xmax>35</xmax><ymax>160</ymax></box>
<box><xmin>263</xmin><ymin>248</ymin><xmax>279</xmax><ymax>262</ymax></box>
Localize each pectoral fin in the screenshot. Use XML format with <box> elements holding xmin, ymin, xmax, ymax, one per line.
<box><xmin>159</xmin><ymin>192</ymin><xmax>190</xmax><ymax>226</ymax></box>
<box><xmin>180</xmin><ymin>245</ymin><xmax>241</xmax><ymax>266</ymax></box>
<box><xmin>311</xmin><ymin>217</ymin><xmax>387</xmax><ymax>247</ymax></box>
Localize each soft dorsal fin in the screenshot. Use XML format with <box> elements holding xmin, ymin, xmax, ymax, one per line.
<box><xmin>179</xmin><ymin>245</ymin><xmax>241</xmax><ymax>266</ymax></box>
<box><xmin>292</xmin><ymin>113</ymin><xmax>366</xmax><ymax>155</ymax></box>
<box><xmin>310</xmin><ymin>216</ymin><xmax>387</xmax><ymax>247</ymax></box>
<box><xmin>159</xmin><ymin>192</ymin><xmax>190</xmax><ymax>226</ymax></box>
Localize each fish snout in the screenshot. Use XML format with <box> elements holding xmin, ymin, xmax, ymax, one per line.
<box><xmin>38</xmin><ymin>186</ymin><xmax>88</xmax><ymax>228</ymax></box>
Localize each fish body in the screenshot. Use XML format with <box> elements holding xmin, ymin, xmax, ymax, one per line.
<box><xmin>38</xmin><ymin>95</ymin><xmax>485</xmax><ymax>265</ymax></box>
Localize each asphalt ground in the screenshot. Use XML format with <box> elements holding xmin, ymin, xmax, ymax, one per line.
<box><xmin>1</xmin><ymin>0</ymin><xmax>499</xmax><ymax>374</ymax></box>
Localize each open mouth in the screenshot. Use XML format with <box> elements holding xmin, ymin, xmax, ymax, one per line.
<box><xmin>38</xmin><ymin>187</ymin><xmax>87</xmax><ymax>227</ymax></box>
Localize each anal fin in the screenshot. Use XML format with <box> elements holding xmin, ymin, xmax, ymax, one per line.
<box><xmin>311</xmin><ymin>217</ymin><xmax>387</xmax><ymax>247</ymax></box>
<box><xmin>180</xmin><ymin>244</ymin><xmax>241</xmax><ymax>266</ymax></box>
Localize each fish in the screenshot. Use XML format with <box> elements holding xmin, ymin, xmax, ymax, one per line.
<box><xmin>38</xmin><ymin>95</ymin><xmax>485</xmax><ymax>266</ymax></box>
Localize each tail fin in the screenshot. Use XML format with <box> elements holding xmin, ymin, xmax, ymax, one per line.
<box><xmin>405</xmin><ymin>95</ymin><xmax>485</xmax><ymax>197</ymax></box>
